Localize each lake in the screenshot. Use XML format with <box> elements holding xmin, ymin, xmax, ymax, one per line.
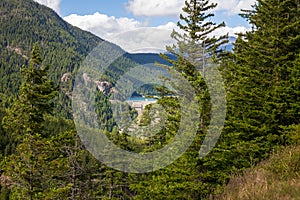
<box><xmin>127</xmin><ymin>97</ymin><xmax>157</xmax><ymax>102</ymax></box>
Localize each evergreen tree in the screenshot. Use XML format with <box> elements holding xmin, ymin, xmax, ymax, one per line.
<box><xmin>164</xmin><ymin>0</ymin><xmax>228</xmax><ymax>131</ymax></box>
<box><xmin>219</xmin><ymin>0</ymin><xmax>300</xmax><ymax>176</ymax></box>
<box><xmin>47</xmin><ymin>130</ymin><xmax>102</xmax><ymax>200</ymax></box>
<box><xmin>2</xmin><ymin>43</ymin><xmax>57</xmax><ymax>139</ymax></box>
<box><xmin>177</xmin><ymin>0</ymin><xmax>228</xmax><ymax>54</ymax></box>
<box><xmin>1</xmin><ymin>43</ymin><xmax>57</xmax><ymax>199</ymax></box>
<box><xmin>131</xmin><ymin>0</ymin><xmax>228</xmax><ymax>198</ymax></box>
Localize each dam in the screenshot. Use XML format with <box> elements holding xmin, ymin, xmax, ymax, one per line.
<box><xmin>126</xmin><ymin>97</ymin><xmax>157</xmax><ymax>116</ymax></box>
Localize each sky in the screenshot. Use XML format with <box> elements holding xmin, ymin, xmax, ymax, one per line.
<box><xmin>34</xmin><ymin>0</ymin><xmax>256</xmax><ymax>53</ymax></box>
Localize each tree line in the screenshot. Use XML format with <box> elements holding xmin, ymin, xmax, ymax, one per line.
<box><xmin>0</xmin><ymin>0</ymin><xmax>299</xmax><ymax>199</ymax></box>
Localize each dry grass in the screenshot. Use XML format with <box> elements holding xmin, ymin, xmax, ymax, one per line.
<box><xmin>214</xmin><ymin>144</ymin><xmax>300</xmax><ymax>200</ymax></box>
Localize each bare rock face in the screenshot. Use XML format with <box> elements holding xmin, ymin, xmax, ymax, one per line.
<box><xmin>60</xmin><ymin>73</ymin><xmax>73</xmax><ymax>99</ymax></box>
<box><xmin>60</xmin><ymin>72</ymin><xmax>115</xmax><ymax>98</ymax></box>
<box><xmin>7</xmin><ymin>45</ymin><xmax>28</xmax><ymax>60</ymax></box>
<box><xmin>61</xmin><ymin>73</ymin><xmax>72</xmax><ymax>82</ymax></box>
<box><xmin>82</xmin><ymin>73</ymin><xmax>91</xmax><ymax>83</ymax></box>
<box><xmin>95</xmin><ymin>81</ymin><xmax>113</xmax><ymax>95</ymax></box>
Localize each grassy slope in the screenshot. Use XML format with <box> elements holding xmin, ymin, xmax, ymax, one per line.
<box><xmin>214</xmin><ymin>125</ymin><xmax>300</xmax><ymax>200</ymax></box>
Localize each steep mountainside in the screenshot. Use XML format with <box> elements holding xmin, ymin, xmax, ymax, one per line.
<box><xmin>125</xmin><ymin>53</ymin><xmax>175</xmax><ymax>66</ymax></box>
<box><xmin>0</xmin><ymin>0</ymin><xmax>168</xmax><ymax>117</ymax></box>
<box><xmin>0</xmin><ymin>0</ymin><xmax>104</xmax><ymax>96</ymax></box>
<box><xmin>0</xmin><ymin>0</ymin><xmax>176</xmax><ymax>102</ymax></box>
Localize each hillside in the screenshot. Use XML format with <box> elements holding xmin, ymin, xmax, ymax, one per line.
<box><xmin>0</xmin><ymin>0</ymin><xmax>157</xmax><ymax>155</ymax></box>
<box><xmin>125</xmin><ymin>52</ymin><xmax>175</xmax><ymax>66</ymax></box>
<box><xmin>0</xmin><ymin>0</ymin><xmax>232</xmax><ymax>104</ymax></box>
<box><xmin>214</xmin><ymin>125</ymin><xmax>300</xmax><ymax>200</ymax></box>
<box><xmin>0</xmin><ymin>0</ymin><xmax>169</xmax><ymax>115</ymax></box>
<box><xmin>0</xmin><ymin>0</ymin><xmax>104</xmax><ymax>95</ymax></box>
<box><xmin>0</xmin><ymin>0</ymin><xmax>299</xmax><ymax>199</ymax></box>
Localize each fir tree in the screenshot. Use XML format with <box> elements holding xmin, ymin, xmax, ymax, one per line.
<box><xmin>164</xmin><ymin>0</ymin><xmax>228</xmax><ymax>131</ymax></box>
<box><xmin>177</xmin><ymin>0</ymin><xmax>228</xmax><ymax>54</ymax></box>
<box><xmin>2</xmin><ymin>43</ymin><xmax>57</xmax><ymax>139</ymax></box>
<box><xmin>220</xmin><ymin>0</ymin><xmax>300</xmax><ymax>175</ymax></box>
<box><xmin>1</xmin><ymin>43</ymin><xmax>57</xmax><ymax>199</ymax></box>
<box><xmin>131</xmin><ymin>0</ymin><xmax>228</xmax><ymax>198</ymax></box>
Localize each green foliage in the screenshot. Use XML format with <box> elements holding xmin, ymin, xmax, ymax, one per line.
<box><xmin>0</xmin><ymin>43</ymin><xmax>56</xmax><ymax>199</ymax></box>
<box><xmin>130</xmin><ymin>97</ymin><xmax>204</xmax><ymax>199</ymax></box>
<box><xmin>177</xmin><ymin>0</ymin><xmax>228</xmax><ymax>53</ymax></box>
<box><xmin>3</xmin><ymin>43</ymin><xmax>57</xmax><ymax>136</ymax></box>
<box><xmin>219</xmin><ymin>0</ymin><xmax>300</xmax><ymax>173</ymax></box>
<box><xmin>206</xmin><ymin>2</ymin><xmax>300</xmax><ymax>198</ymax></box>
<box><xmin>215</xmin><ymin>125</ymin><xmax>300</xmax><ymax>199</ymax></box>
<box><xmin>0</xmin><ymin>0</ymin><xmax>102</xmax><ymax>120</ymax></box>
<box><xmin>0</xmin><ymin>0</ymin><xmax>299</xmax><ymax>199</ymax></box>
<box><xmin>130</xmin><ymin>0</ymin><xmax>229</xmax><ymax>198</ymax></box>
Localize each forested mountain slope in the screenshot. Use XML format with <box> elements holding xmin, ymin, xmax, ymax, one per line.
<box><xmin>0</xmin><ymin>0</ymin><xmax>167</xmax><ymax>115</ymax></box>
<box><xmin>0</xmin><ymin>1</ymin><xmax>140</xmax><ymax>198</ymax></box>
<box><xmin>0</xmin><ymin>0</ymin><xmax>299</xmax><ymax>199</ymax></box>
<box><xmin>0</xmin><ymin>0</ymin><xmax>103</xmax><ymax>97</ymax></box>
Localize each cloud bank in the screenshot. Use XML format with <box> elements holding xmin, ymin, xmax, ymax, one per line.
<box><xmin>34</xmin><ymin>0</ymin><xmax>61</xmax><ymax>14</ymax></box>
<box><xmin>64</xmin><ymin>12</ymin><xmax>249</xmax><ymax>53</ymax></box>
<box><xmin>126</xmin><ymin>0</ymin><xmax>184</xmax><ymax>17</ymax></box>
<box><xmin>63</xmin><ymin>13</ymin><xmax>176</xmax><ymax>52</ymax></box>
<box><xmin>126</xmin><ymin>0</ymin><xmax>256</xmax><ymax>17</ymax></box>
<box><xmin>64</xmin><ymin>13</ymin><xmax>142</xmax><ymax>41</ymax></box>
<box><xmin>212</xmin><ymin>0</ymin><xmax>256</xmax><ymax>15</ymax></box>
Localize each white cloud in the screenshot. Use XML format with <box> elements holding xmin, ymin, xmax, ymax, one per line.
<box><xmin>64</xmin><ymin>12</ymin><xmax>248</xmax><ymax>53</ymax></box>
<box><xmin>63</xmin><ymin>13</ymin><xmax>142</xmax><ymax>42</ymax></box>
<box><xmin>64</xmin><ymin>12</ymin><xmax>176</xmax><ymax>52</ymax></box>
<box><xmin>212</xmin><ymin>0</ymin><xmax>256</xmax><ymax>15</ymax></box>
<box><xmin>34</xmin><ymin>0</ymin><xmax>61</xmax><ymax>14</ymax></box>
<box><xmin>126</xmin><ymin>0</ymin><xmax>256</xmax><ymax>17</ymax></box>
<box><xmin>210</xmin><ymin>26</ymin><xmax>250</xmax><ymax>38</ymax></box>
<box><xmin>126</xmin><ymin>0</ymin><xmax>184</xmax><ymax>17</ymax></box>
<box><xmin>112</xmin><ymin>23</ymin><xmax>177</xmax><ymax>53</ymax></box>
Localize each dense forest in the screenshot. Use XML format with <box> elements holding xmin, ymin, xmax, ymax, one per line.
<box><xmin>0</xmin><ymin>0</ymin><xmax>299</xmax><ymax>199</ymax></box>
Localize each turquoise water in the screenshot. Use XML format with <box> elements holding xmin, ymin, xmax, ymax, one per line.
<box><xmin>127</xmin><ymin>97</ymin><xmax>157</xmax><ymax>102</ymax></box>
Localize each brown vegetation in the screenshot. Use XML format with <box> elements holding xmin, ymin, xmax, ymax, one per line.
<box><xmin>214</xmin><ymin>143</ymin><xmax>300</xmax><ymax>200</ymax></box>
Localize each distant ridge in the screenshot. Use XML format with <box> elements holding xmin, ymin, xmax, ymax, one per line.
<box><xmin>0</xmin><ymin>0</ymin><xmax>172</xmax><ymax>97</ymax></box>
<box><xmin>0</xmin><ymin>0</ymin><xmax>166</xmax><ymax>116</ymax></box>
<box><xmin>0</xmin><ymin>0</ymin><xmax>236</xmax><ymax>109</ymax></box>
<box><xmin>125</xmin><ymin>53</ymin><xmax>176</xmax><ymax>66</ymax></box>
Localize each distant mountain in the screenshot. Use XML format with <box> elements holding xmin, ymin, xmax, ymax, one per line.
<box><xmin>228</xmin><ymin>36</ymin><xmax>237</xmax><ymax>43</ymax></box>
<box><xmin>128</xmin><ymin>36</ymin><xmax>236</xmax><ymax>65</ymax></box>
<box><xmin>0</xmin><ymin>0</ymin><xmax>104</xmax><ymax>95</ymax></box>
<box><xmin>125</xmin><ymin>53</ymin><xmax>176</xmax><ymax>66</ymax></box>
<box><xmin>0</xmin><ymin>0</ymin><xmax>235</xmax><ymax>112</ymax></box>
<box><xmin>0</xmin><ymin>0</ymin><xmax>154</xmax><ymax>118</ymax></box>
<box><xmin>128</xmin><ymin>36</ymin><xmax>237</xmax><ymax>65</ymax></box>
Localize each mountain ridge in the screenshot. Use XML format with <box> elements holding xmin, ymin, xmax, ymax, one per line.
<box><xmin>0</xmin><ymin>0</ymin><xmax>236</xmax><ymax>107</ymax></box>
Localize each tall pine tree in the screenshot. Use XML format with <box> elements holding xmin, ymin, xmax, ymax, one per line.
<box><xmin>220</xmin><ymin>0</ymin><xmax>300</xmax><ymax>176</ymax></box>
<box><xmin>2</xmin><ymin>43</ymin><xmax>57</xmax><ymax>139</ymax></box>
<box><xmin>1</xmin><ymin>43</ymin><xmax>57</xmax><ymax>199</ymax></box>
<box><xmin>131</xmin><ymin>0</ymin><xmax>228</xmax><ymax>198</ymax></box>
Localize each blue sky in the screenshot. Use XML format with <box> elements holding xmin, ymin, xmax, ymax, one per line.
<box><xmin>60</xmin><ymin>0</ymin><xmax>132</xmax><ymax>18</ymax></box>
<box><xmin>35</xmin><ymin>0</ymin><xmax>256</xmax><ymax>52</ymax></box>
<box><xmin>59</xmin><ymin>0</ymin><xmax>250</xmax><ymax>27</ymax></box>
